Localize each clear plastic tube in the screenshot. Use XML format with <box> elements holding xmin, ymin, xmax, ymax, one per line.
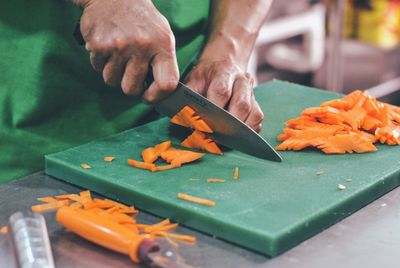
<box><xmin>8</xmin><ymin>211</ymin><xmax>55</xmax><ymax>268</ymax></box>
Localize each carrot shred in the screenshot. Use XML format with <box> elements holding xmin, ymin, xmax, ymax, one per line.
<box><xmin>81</xmin><ymin>164</ymin><xmax>91</xmax><ymax>169</ymax></box>
<box><xmin>207</xmin><ymin>178</ymin><xmax>225</xmax><ymax>183</ymax></box>
<box><xmin>155</xmin><ymin>231</ymin><xmax>197</xmax><ymax>243</ymax></box>
<box><xmin>32</xmin><ymin>200</ymin><xmax>69</xmax><ymax>212</ymax></box>
<box><xmin>0</xmin><ymin>226</ymin><xmax>8</xmax><ymax>234</ymax></box>
<box><xmin>177</xmin><ymin>193</ymin><xmax>216</xmax><ymax>207</ymax></box>
<box><xmin>181</xmin><ymin>130</ymin><xmax>223</xmax><ymax>155</ymax></box>
<box><xmin>233</xmin><ymin>167</ymin><xmax>239</xmax><ymax>180</ymax></box>
<box><xmin>160</xmin><ymin>149</ymin><xmax>204</xmax><ymax>166</ymax></box>
<box><xmin>127</xmin><ymin>159</ymin><xmax>155</xmax><ymax>171</ymax></box>
<box><xmin>37</xmin><ymin>197</ymin><xmax>58</xmax><ymax>203</ymax></box>
<box><xmin>277</xmin><ymin>90</ymin><xmax>400</xmax><ymax>154</ymax></box>
<box><xmin>104</xmin><ymin>156</ymin><xmax>115</xmax><ymax>162</ymax></box>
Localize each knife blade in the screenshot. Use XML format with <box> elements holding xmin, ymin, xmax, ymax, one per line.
<box><xmin>155</xmin><ymin>82</ymin><xmax>282</xmax><ymax>162</ymax></box>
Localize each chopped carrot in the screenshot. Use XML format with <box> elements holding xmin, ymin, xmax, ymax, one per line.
<box><xmin>155</xmin><ymin>231</ymin><xmax>197</xmax><ymax>243</ymax></box>
<box><xmin>32</xmin><ymin>200</ymin><xmax>69</xmax><ymax>212</ymax></box>
<box><xmin>142</xmin><ymin>141</ymin><xmax>172</xmax><ymax>163</ymax></box>
<box><xmin>151</xmin><ymin>164</ymin><xmax>178</xmax><ymax>172</ymax></box>
<box><xmin>81</xmin><ymin>164</ymin><xmax>91</xmax><ymax>169</ymax></box>
<box><xmin>233</xmin><ymin>167</ymin><xmax>239</xmax><ymax>180</ymax></box>
<box><xmin>104</xmin><ymin>156</ymin><xmax>115</xmax><ymax>162</ymax></box>
<box><xmin>160</xmin><ymin>149</ymin><xmax>204</xmax><ymax>166</ymax></box>
<box><xmin>277</xmin><ymin>90</ymin><xmax>400</xmax><ymax>154</ymax></box>
<box><xmin>181</xmin><ymin>130</ymin><xmax>223</xmax><ymax>155</ymax></box>
<box><xmin>177</xmin><ymin>193</ymin><xmax>216</xmax><ymax>207</ymax></box>
<box><xmin>37</xmin><ymin>197</ymin><xmax>58</xmax><ymax>203</ymax></box>
<box><xmin>127</xmin><ymin>159</ymin><xmax>155</xmax><ymax>171</ymax></box>
<box><xmin>207</xmin><ymin>178</ymin><xmax>225</xmax><ymax>183</ymax></box>
<box><xmin>170</xmin><ymin>106</ymin><xmax>213</xmax><ymax>133</ymax></box>
<box><xmin>0</xmin><ymin>226</ymin><xmax>8</xmax><ymax>234</ymax></box>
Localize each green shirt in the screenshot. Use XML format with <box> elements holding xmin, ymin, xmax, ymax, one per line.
<box><xmin>0</xmin><ymin>0</ymin><xmax>210</xmax><ymax>183</ymax></box>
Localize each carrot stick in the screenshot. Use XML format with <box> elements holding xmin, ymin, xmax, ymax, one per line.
<box><xmin>233</xmin><ymin>167</ymin><xmax>239</xmax><ymax>180</ymax></box>
<box><xmin>177</xmin><ymin>193</ymin><xmax>216</xmax><ymax>207</ymax></box>
<box><xmin>32</xmin><ymin>200</ymin><xmax>69</xmax><ymax>212</ymax></box>
<box><xmin>155</xmin><ymin>231</ymin><xmax>197</xmax><ymax>243</ymax></box>
<box><xmin>37</xmin><ymin>197</ymin><xmax>58</xmax><ymax>203</ymax></box>
<box><xmin>103</xmin><ymin>156</ymin><xmax>115</xmax><ymax>162</ymax></box>
<box><xmin>206</xmin><ymin>178</ymin><xmax>225</xmax><ymax>183</ymax></box>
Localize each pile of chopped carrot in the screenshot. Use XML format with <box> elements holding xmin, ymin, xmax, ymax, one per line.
<box><xmin>276</xmin><ymin>90</ymin><xmax>400</xmax><ymax>154</ymax></box>
<box><xmin>31</xmin><ymin>190</ymin><xmax>196</xmax><ymax>244</ymax></box>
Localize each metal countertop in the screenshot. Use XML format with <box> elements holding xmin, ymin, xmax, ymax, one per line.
<box><xmin>0</xmin><ymin>172</ymin><xmax>399</xmax><ymax>268</ymax></box>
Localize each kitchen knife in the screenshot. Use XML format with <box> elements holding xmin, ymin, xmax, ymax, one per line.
<box><xmin>155</xmin><ymin>82</ymin><xmax>282</xmax><ymax>162</ymax></box>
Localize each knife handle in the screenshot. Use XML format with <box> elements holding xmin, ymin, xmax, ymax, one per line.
<box><xmin>56</xmin><ymin>206</ymin><xmax>159</xmax><ymax>263</ymax></box>
<box><xmin>73</xmin><ymin>23</ymin><xmax>154</xmax><ymax>86</ymax></box>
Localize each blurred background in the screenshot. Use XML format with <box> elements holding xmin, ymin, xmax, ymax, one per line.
<box><xmin>251</xmin><ymin>0</ymin><xmax>400</xmax><ymax>105</ymax></box>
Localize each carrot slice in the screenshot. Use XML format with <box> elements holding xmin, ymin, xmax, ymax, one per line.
<box><xmin>37</xmin><ymin>197</ymin><xmax>58</xmax><ymax>203</ymax></box>
<box><xmin>142</xmin><ymin>141</ymin><xmax>172</xmax><ymax>163</ymax></box>
<box><xmin>181</xmin><ymin>130</ymin><xmax>223</xmax><ymax>155</ymax></box>
<box><xmin>177</xmin><ymin>193</ymin><xmax>216</xmax><ymax>207</ymax></box>
<box><xmin>160</xmin><ymin>149</ymin><xmax>204</xmax><ymax>166</ymax></box>
<box><xmin>233</xmin><ymin>167</ymin><xmax>239</xmax><ymax>180</ymax></box>
<box><xmin>32</xmin><ymin>200</ymin><xmax>69</xmax><ymax>212</ymax></box>
<box><xmin>0</xmin><ymin>226</ymin><xmax>8</xmax><ymax>234</ymax></box>
<box><xmin>127</xmin><ymin>159</ymin><xmax>155</xmax><ymax>171</ymax></box>
<box><xmin>81</xmin><ymin>164</ymin><xmax>91</xmax><ymax>169</ymax></box>
<box><xmin>317</xmin><ymin>133</ymin><xmax>377</xmax><ymax>154</ymax></box>
<box><xmin>170</xmin><ymin>106</ymin><xmax>213</xmax><ymax>133</ymax></box>
<box><xmin>151</xmin><ymin>164</ymin><xmax>179</xmax><ymax>172</ymax></box>
<box><xmin>155</xmin><ymin>231</ymin><xmax>197</xmax><ymax>243</ymax></box>
<box><xmin>104</xmin><ymin>156</ymin><xmax>115</xmax><ymax>162</ymax></box>
<box><xmin>207</xmin><ymin>178</ymin><xmax>225</xmax><ymax>183</ymax></box>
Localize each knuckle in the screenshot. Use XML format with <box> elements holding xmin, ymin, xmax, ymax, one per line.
<box><xmin>214</xmin><ymin>86</ymin><xmax>231</xmax><ymax>100</ymax></box>
<box><xmin>134</xmin><ymin>37</ymin><xmax>152</xmax><ymax>50</ymax></box>
<box><xmin>236</xmin><ymin>99</ymin><xmax>252</xmax><ymax>114</ymax></box>
<box><xmin>158</xmin><ymin>79</ymin><xmax>178</xmax><ymax>92</ymax></box>
<box><xmin>253</xmin><ymin>109</ymin><xmax>264</xmax><ymax>123</ymax></box>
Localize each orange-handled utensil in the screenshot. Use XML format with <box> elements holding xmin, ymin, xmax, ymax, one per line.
<box><xmin>56</xmin><ymin>206</ymin><xmax>157</xmax><ymax>263</ymax></box>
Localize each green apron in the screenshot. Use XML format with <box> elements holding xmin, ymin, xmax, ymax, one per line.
<box><xmin>0</xmin><ymin>0</ymin><xmax>210</xmax><ymax>183</ymax></box>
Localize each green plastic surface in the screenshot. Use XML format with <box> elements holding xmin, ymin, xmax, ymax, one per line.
<box><xmin>45</xmin><ymin>80</ymin><xmax>400</xmax><ymax>256</ymax></box>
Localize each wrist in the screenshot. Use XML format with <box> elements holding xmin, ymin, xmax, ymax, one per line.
<box><xmin>199</xmin><ymin>31</ymin><xmax>256</xmax><ymax>70</ymax></box>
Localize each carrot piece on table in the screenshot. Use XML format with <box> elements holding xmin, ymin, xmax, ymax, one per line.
<box><xmin>32</xmin><ymin>200</ymin><xmax>69</xmax><ymax>212</ymax></box>
<box><xmin>81</xmin><ymin>164</ymin><xmax>91</xmax><ymax>169</ymax></box>
<box><xmin>151</xmin><ymin>164</ymin><xmax>179</xmax><ymax>172</ymax></box>
<box><xmin>127</xmin><ymin>159</ymin><xmax>155</xmax><ymax>171</ymax></box>
<box><xmin>233</xmin><ymin>167</ymin><xmax>239</xmax><ymax>180</ymax></box>
<box><xmin>170</xmin><ymin>106</ymin><xmax>213</xmax><ymax>133</ymax></box>
<box><xmin>160</xmin><ymin>149</ymin><xmax>204</xmax><ymax>166</ymax></box>
<box><xmin>37</xmin><ymin>197</ymin><xmax>58</xmax><ymax>203</ymax></box>
<box><xmin>177</xmin><ymin>193</ymin><xmax>216</xmax><ymax>207</ymax></box>
<box><xmin>0</xmin><ymin>226</ymin><xmax>8</xmax><ymax>234</ymax></box>
<box><xmin>207</xmin><ymin>178</ymin><xmax>225</xmax><ymax>183</ymax></box>
<box><xmin>104</xmin><ymin>156</ymin><xmax>115</xmax><ymax>162</ymax></box>
<box><xmin>155</xmin><ymin>231</ymin><xmax>197</xmax><ymax>244</ymax></box>
<box><xmin>181</xmin><ymin>130</ymin><xmax>223</xmax><ymax>155</ymax></box>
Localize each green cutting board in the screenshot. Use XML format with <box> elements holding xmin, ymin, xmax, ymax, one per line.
<box><xmin>45</xmin><ymin>80</ymin><xmax>400</xmax><ymax>256</ymax></box>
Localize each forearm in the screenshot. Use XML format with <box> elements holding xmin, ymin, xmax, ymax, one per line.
<box><xmin>200</xmin><ymin>0</ymin><xmax>272</xmax><ymax>69</ymax></box>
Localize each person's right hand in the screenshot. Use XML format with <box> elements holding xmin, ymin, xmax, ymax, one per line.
<box><xmin>79</xmin><ymin>0</ymin><xmax>179</xmax><ymax>103</ymax></box>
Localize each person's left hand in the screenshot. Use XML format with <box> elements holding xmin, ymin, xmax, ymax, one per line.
<box><xmin>184</xmin><ymin>59</ymin><xmax>264</xmax><ymax>132</ymax></box>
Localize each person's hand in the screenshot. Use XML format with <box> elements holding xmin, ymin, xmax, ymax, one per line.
<box><xmin>185</xmin><ymin>59</ymin><xmax>264</xmax><ymax>132</ymax></box>
<box><xmin>79</xmin><ymin>0</ymin><xmax>179</xmax><ymax>103</ymax></box>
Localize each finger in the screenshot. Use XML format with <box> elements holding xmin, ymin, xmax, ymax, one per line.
<box><xmin>102</xmin><ymin>55</ymin><xmax>127</xmax><ymax>87</ymax></box>
<box><xmin>143</xmin><ymin>53</ymin><xmax>179</xmax><ymax>103</ymax></box>
<box><xmin>90</xmin><ymin>52</ymin><xmax>111</xmax><ymax>72</ymax></box>
<box><xmin>245</xmin><ymin>96</ymin><xmax>264</xmax><ymax>132</ymax></box>
<box><xmin>205</xmin><ymin>73</ymin><xmax>235</xmax><ymax>108</ymax></box>
<box><xmin>227</xmin><ymin>75</ymin><xmax>253</xmax><ymax>122</ymax></box>
<box><xmin>121</xmin><ymin>58</ymin><xmax>148</xmax><ymax>96</ymax></box>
